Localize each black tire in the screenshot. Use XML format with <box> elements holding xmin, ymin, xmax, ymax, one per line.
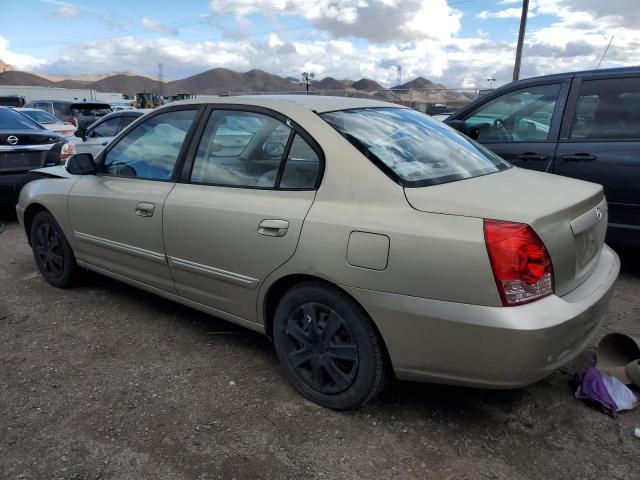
<box><xmin>30</xmin><ymin>211</ymin><xmax>77</xmax><ymax>288</ymax></box>
<box><xmin>273</xmin><ymin>281</ymin><xmax>387</xmax><ymax>410</ymax></box>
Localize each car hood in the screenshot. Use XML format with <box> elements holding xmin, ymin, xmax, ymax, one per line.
<box><xmin>404</xmin><ymin>167</ymin><xmax>607</xmax><ymax>296</ymax></box>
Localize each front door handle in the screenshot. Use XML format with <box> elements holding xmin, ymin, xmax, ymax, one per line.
<box><xmin>561</xmin><ymin>153</ymin><xmax>597</xmax><ymax>162</ymax></box>
<box><xmin>258</xmin><ymin>219</ymin><xmax>289</xmax><ymax>237</ymax></box>
<box><xmin>517</xmin><ymin>152</ymin><xmax>549</xmax><ymax>161</ymax></box>
<box><xmin>135</xmin><ymin>202</ymin><xmax>155</xmax><ymax>217</ymax></box>
<box><xmin>101</xmin><ymin>141</ymin><xmax>109</xmax><ymax>146</ymax></box>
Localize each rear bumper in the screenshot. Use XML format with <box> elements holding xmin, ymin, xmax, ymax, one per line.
<box><xmin>0</xmin><ymin>172</ymin><xmax>42</xmax><ymax>207</ymax></box>
<box><xmin>344</xmin><ymin>245</ymin><xmax>620</xmax><ymax>388</ymax></box>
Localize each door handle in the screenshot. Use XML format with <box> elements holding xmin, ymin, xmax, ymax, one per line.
<box><xmin>101</xmin><ymin>141</ymin><xmax>109</xmax><ymax>146</ymax></box>
<box><xmin>561</xmin><ymin>153</ymin><xmax>597</xmax><ymax>162</ymax></box>
<box><xmin>258</xmin><ymin>219</ymin><xmax>289</xmax><ymax>237</ymax></box>
<box><xmin>135</xmin><ymin>202</ymin><xmax>155</xmax><ymax>217</ymax></box>
<box><xmin>516</xmin><ymin>152</ymin><xmax>549</xmax><ymax>161</ymax></box>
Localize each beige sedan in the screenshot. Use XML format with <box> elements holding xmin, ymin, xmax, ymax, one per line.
<box><xmin>17</xmin><ymin>96</ymin><xmax>619</xmax><ymax>409</ymax></box>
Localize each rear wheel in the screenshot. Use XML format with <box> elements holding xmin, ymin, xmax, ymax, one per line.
<box><xmin>273</xmin><ymin>281</ymin><xmax>387</xmax><ymax>409</ymax></box>
<box><xmin>30</xmin><ymin>211</ymin><xmax>77</xmax><ymax>288</ymax></box>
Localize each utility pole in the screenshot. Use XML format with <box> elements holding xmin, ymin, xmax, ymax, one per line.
<box><xmin>158</xmin><ymin>62</ymin><xmax>164</xmax><ymax>101</ymax></box>
<box><xmin>396</xmin><ymin>65</ymin><xmax>402</xmax><ymax>86</ymax></box>
<box><xmin>512</xmin><ymin>0</ymin><xmax>529</xmax><ymax>82</ymax></box>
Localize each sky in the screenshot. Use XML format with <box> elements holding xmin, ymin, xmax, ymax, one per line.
<box><xmin>0</xmin><ymin>0</ymin><xmax>638</xmax><ymax>89</ymax></box>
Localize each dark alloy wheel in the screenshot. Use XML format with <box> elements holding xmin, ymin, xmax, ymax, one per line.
<box><xmin>34</xmin><ymin>222</ymin><xmax>65</xmax><ymax>279</ymax></box>
<box><xmin>284</xmin><ymin>302</ymin><xmax>359</xmax><ymax>395</ymax></box>
<box><xmin>273</xmin><ymin>281</ymin><xmax>387</xmax><ymax>410</ymax></box>
<box><xmin>30</xmin><ymin>211</ymin><xmax>77</xmax><ymax>288</ymax></box>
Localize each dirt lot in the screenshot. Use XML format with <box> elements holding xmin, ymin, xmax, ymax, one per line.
<box><xmin>1</xmin><ymin>211</ymin><xmax>639</xmax><ymax>480</ymax></box>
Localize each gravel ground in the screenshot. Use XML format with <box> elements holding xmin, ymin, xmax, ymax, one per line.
<box><xmin>1</xmin><ymin>211</ymin><xmax>639</xmax><ymax>480</ymax></box>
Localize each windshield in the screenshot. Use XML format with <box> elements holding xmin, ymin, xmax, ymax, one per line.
<box><xmin>321</xmin><ymin>107</ymin><xmax>510</xmax><ymax>187</ymax></box>
<box><xmin>0</xmin><ymin>108</ymin><xmax>44</xmax><ymax>130</ymax></box>
<box><xmin>21</xmin><ymin>109</ymin><xmax>59</xmax><ymax>124</ymax></box>
<box><xmin>71</xmin><ymin>105</ymin><xmax>112</xmax><ymax>116</ymax></box>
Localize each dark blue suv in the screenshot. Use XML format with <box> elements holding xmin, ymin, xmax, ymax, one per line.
<box><xmin>446</xmin><ymin>67</ymin><xmax>640</xmax><ymax>247</ymax></box>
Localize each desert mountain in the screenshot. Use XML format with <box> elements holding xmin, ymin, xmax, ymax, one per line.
<box><xmin>0</xmin><ymin>65</ymin><xmax>471</xmax><ymax>105</ymax></box>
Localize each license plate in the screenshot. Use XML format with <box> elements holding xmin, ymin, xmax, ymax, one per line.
<box><xmin>0</xmin><ymin>151</ymin><xmax>43</xmax><ymax>172</ymax></box>
<box><xmin>575</xmin><ymin>227</ymin><xmax>598</xmax><ymax>272</ymax></box>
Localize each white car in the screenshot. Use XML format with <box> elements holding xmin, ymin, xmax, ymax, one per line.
<box><xmin>15</xmin><ymin>108</ymin><xmax>76</xmax><ymax>137</ymax></box>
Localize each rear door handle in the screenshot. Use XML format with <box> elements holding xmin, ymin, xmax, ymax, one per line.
<box><xmin>258</xmin><ymin>219</ymin><xmax>289</xmax><ymax>237</ymax></box>
<box><xmin>135</xmin><ymin>202</ymin><xmax>155</xmax><ymax>217</ymax></box>
<box><xmin>516</xmin><ymin>152</ymin><xmax>549</xmax><ymax>161</ymax></box>
<box><xmin>561</xmin><ymin>153</ymin><xmax>597</xmax><ymax>162</ymax></box>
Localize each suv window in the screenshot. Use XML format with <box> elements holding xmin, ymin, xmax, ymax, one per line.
<box><xmin>191</xmin><ymin>110</ymin><xmax>294</xmax><ymax>188</ymax></box>
<box><xmin>53</xmin><ymin>102</ymin><xmax>70</xmax><ymax>119</ymax></box>
<box><xmin>569</xmin><ymin>77</ymin><xmax>640</xmax><ymax>140</ymax></box>
<box><xmin>90</xmin><ymin>117</ymin><xmax>121</xmax><ymax>138</ymax></box>
<box><xmin>36</xmin><ymin>102</ymin><xmax>54</xmax><ymax>115</ymax></box>
<box><xmin>103</xmin><ymin>109</ymin><xmax>197</xmax><ymax>180</ymax></box>
<box><xmin>463</xmin><ymin>83</ymin><xmax>561</xmax><ymax>142</ymax></box>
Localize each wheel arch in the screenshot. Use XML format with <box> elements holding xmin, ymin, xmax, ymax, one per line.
<box><xmin>23</xmin><ymin>203</ymin><xmax>50</xmax><ymax>244</ymax></box>
<box><xmin>261</xmin><ymin>274</ymin><xmax>393</xmax><ymax>370</ymax></box>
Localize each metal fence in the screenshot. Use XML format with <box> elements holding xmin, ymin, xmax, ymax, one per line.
<box><xmin>220</xmin><ymin>87</ymin><xmax>481</xmax><ymax>113</ymax></box>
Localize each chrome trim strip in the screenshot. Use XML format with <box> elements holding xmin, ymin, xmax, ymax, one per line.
<box><xmin>168</xmin><ymin>256</ymin><xmax>259</xmax><ymax>290</ymax></box>
<box><xmin>0</xmin><ymin>143</ymin><xmax>56</xmax><ymax>152</ymax></box>
<box><xmin>74</xmin><ymin>231</ymin><xmax>167</xmax><ymax>263</ymax></box>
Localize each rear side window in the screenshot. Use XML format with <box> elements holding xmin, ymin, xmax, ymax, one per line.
<box><xmin>103</xmin><ymin>109</ymin><xmax>197</xmax><ymax>180</ymax></box>
<box><xmin>53</xmin><ymin>103</ymin><xmax>69</xmax><ymax>118</ymax></box>
<box><xmin>281</xmin><ymin>135</ymin><xmax>321</xmax><ymax>189</ymax></box>
<box><xmin>322</xmin><ymin>107</ymin><xmax>510</xmax><ymax>187</ymax></box>
<box><xmin>191</xmin><ymin>110</ymin><xmax>292</xmax><ymax>188</ymax></box>
<box><xmin>462</xmin><ymin>84</ymin><xmax>561</xmax><ymax>142</ymax></box>
<box><xmin>569</xmin><ymin>77</ymin><xmax>640</xmax><ymax>140</ymax></box>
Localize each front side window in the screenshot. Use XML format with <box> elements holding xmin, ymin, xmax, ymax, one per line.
<box><xmin>463</xmin><ymin>83</ymin><xmax>561</xmax><ymax>142</ymax></box>
<box><xmin>322</xmin><ymin>107</ymin><xmax>510</xmax><ymax>187</ymax></box>
<box><xmin>191</xmin><ymin>110</ymin><xmax>293</xmax><ymax>188</ymax></box>
<box><xmin>90</xmin><ymin>117</ymin><xmax>121</xmax><ymax>138</ymax></box>
<box><xmin>569</xmin><ymin>77</ymin><xmax>640</xmax><ymax>140</ymax></box>
<box><xmin>103</xmin><ymin>109</ymin><xmax>197</xmax><ymax>180</ymax></box>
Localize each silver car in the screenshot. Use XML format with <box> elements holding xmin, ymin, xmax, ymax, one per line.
<box><xmin>17</xmin><ymin>96</ymin><xmax>619</xmax><ymax>409</ymax></box>
<box><xmin>72</xmin><ymin>110</ymin><xmax>146</xmax><ymax>157</ymax></box>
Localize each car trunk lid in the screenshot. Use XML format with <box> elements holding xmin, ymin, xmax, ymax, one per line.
<box><xmin>404</xmin><ymin>167</ymin><xmax>607</xmax><ymax>296</ymax></box>
<box><xmin>0</xmin><ymin>131</ymin><xmax>60</xmax><ymax>172</ymax></box>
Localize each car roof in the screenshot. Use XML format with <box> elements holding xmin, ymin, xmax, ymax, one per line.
<box><xmin>164</xmin><ymin>95</ymin><xmax>406</xmax><ymax>114</ymax></box>
<box><xmin>508</xmin><ymin>66</ymin><xmax>640</xmax><ymax>85</ymax></box>
<box><xmin>28</xmin><ymin>100</ymin><xmax>111</xmax><ymax>107</ymax></box>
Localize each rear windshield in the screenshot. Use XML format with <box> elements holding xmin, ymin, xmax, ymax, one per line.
<box><xmin>321</xmin><ymin>107</ymin><xmax>510</xmax><ymax>187</ymax></box>
<box><xmin>0</xmin><ymin>108</ymin><xmax>43</xmax><ymax>130</ymax></box>
<box><xmin>71</xmin><ymin>104</ymin><xmax>112</xmax><ymax>116</ymax></box>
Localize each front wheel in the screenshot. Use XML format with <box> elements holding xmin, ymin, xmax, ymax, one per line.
<box><xmin>30</xmin><ymin>211</ymin><xmax>77</xmax><ymax>288</ymax></box>
<box><xmin>273</xmin><ymin>282</ymin><xmax>387</xmax><ymax>410</ymax></box>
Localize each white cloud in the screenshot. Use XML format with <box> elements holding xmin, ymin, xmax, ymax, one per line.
<box><xmin>477</xmin><ymin>8</ymin><xmax>531</xmax><ymax>20</ymax></box>
<box><xmin>0</xmin><ymin>36</ymin><xmax>47</xmax><ymax>70</ymax></box>
<box><xmin>208</xmin><ymin>0</ymin><xmax>462</xmax><ymax>43</ymax></box>
<box><xmin>142</xmin><ymin>17</ymin><xmax>179</xmax><ymax>36</ymax></box>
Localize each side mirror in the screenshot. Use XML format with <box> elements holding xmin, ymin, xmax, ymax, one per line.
<box><xmin>74</xmin><ymin>128</ymin><xmax>87</xmax><ymax>141</ymax></box>
<box><xmin>445</xmin><ymin>120</ymin><xmax>480</xmax><ymax>141</ymax></box>
<box><xmin>66</xmin><ymin>153</ymin><xmax>96</xmax><ymax>175</ymax></box>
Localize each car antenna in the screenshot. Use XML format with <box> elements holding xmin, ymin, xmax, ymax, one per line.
<box><xmin>595</xmin><ymin>35</ymin><xmax>614</xmax><ymax>70</ymax></box>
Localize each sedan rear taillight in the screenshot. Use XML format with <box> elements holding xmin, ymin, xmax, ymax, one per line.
<box><xmin>483</xmin><ymin>219</ymin><xmax>554</xmax><ymax>306</ymax></box>
<box><xmin>60</xmin><ymin>142</ymin><xmax>76</xmax><ymax>164</ymax></box>
<box><xmin>65</xmin><ymin>116</ymin><xmax>77</xmax><ymax>127</ymax></box>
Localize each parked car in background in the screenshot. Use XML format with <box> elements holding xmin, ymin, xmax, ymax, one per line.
<box><xmin>23</xmin><ymin>100</ymin><xmax>112</xmax><ymax>129</ymax></box>
<box><xmin>0</xmin><ymin>107</ymin><xmax>74</xmax><ymax>207</ymax></box>
<box><xmin>17</xmin><ymin>96</ymin><xmax>618</xmax><ymax>409</ymax></box>
<box><xmin>0</xmin><ymin>95</ymin><xmax>26</xmax><ymax>107</ymax></box>
<box><xmin>14</xmin><ymin>108</ymin><xmax>76</xmax><ymax>137</ymax></box>
<box><xmin>71</xmin><ymin>110</ymin><xmax>147</xmax><ymax>156</ymax></box>
<box><xmin>445</xmin><ymin>66</ymin><xmax>640</xmax><ymax>246</ymax></box>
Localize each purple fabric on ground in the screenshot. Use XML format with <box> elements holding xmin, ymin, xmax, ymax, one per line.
<box><xmin>575</xmin><ymin>367</ymin><xmax>618</xmax><ymax>412</ymax></box>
